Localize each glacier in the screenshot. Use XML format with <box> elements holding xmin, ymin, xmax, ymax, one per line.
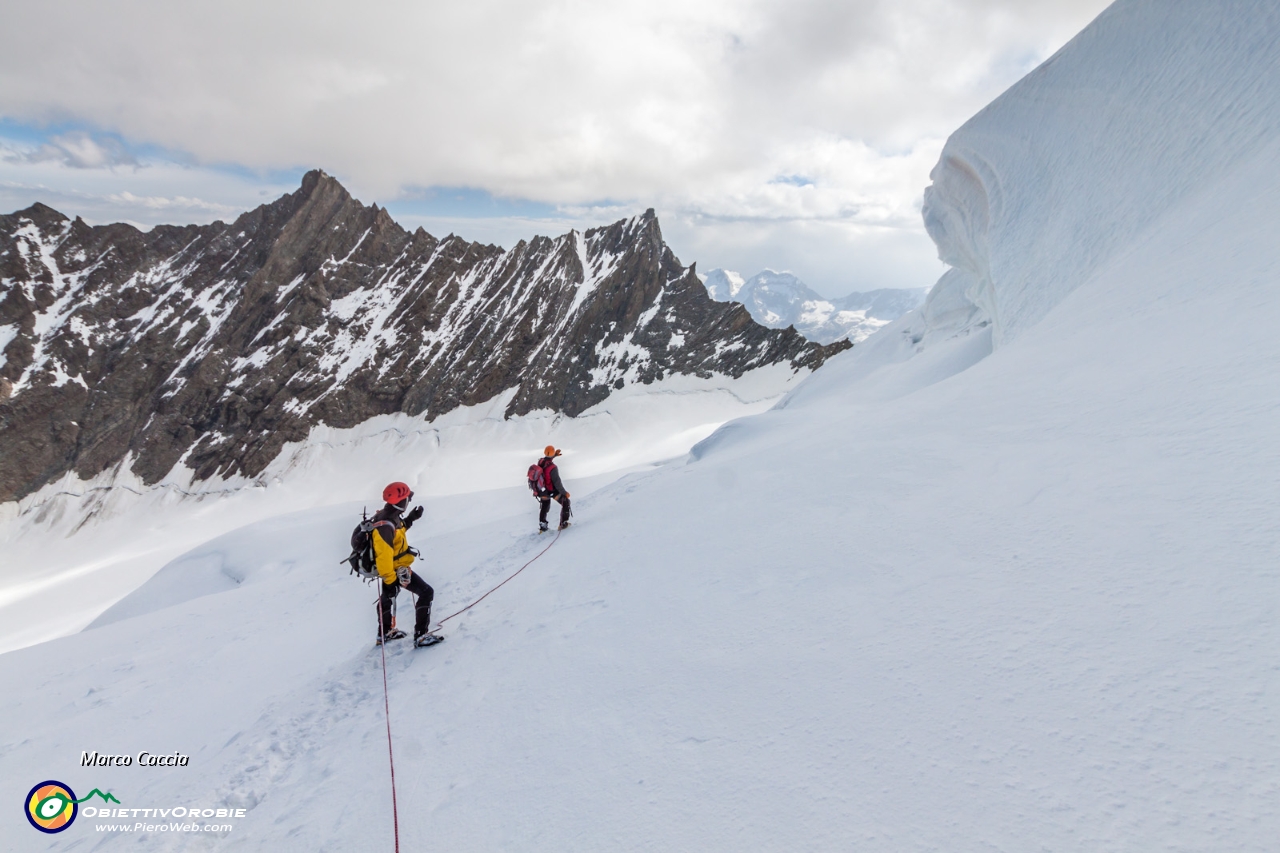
<box><xmin>3</xmin><ymin>1</ymin><xmax>1280</xmax><ymax>850</ymax></box>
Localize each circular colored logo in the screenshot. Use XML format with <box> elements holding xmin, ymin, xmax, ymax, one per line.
<box><xmin>25</xmin><ymin>781</ymin><xmax>78</xmax><ymax>833</ymax></box>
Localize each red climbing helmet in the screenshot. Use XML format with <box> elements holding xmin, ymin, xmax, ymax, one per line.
<box><xmin>383</xmin><ymin>481</ymin><xmax>413</xmax><ymax>505</ymax></box>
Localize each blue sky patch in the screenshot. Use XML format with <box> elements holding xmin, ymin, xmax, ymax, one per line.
<box><xmin>387</xmin><ymin>186</ymin><xmax>560</xmax><ymax>219</ymax></box>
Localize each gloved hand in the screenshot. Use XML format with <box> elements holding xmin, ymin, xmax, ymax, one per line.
<box><xmin>396</xmin><ymin>566</ymin><xmax>412</xmax><ymax>587</ymax></box>
<box><xmin>404</xmin><ymin>505</ymin><xmax>424</xmax><ymax>528</ymax></box>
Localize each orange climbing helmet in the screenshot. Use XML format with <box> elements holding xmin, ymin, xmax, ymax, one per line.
<box><xmin>383</xmin><ymin>481</ymin><xmax>413</xmax><ymax>506</ymax></box>
<box><xmin>544</xmin><ymin>445</ymin><xmax>562</xmax><ymax>458</ymax></box>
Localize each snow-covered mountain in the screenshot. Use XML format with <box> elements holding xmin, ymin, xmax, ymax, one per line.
<box><xmin>702</xmin><ymin>267</ymin><xmax>926</xmax><ymax>343</ymax></box>
<box><xmin>0</xmin><ymin>173</ymin><xmax>844</xmax><ymax>505</ymax></box>
<box><xmin>6</xmin><ymin>2</ymin><xmax>1280</xmax><ymax>850</ymax></box>
<box><xmin>0</xmin><ymin>176</ymin><xmax>846</xmax><ymax>654</ymax></box>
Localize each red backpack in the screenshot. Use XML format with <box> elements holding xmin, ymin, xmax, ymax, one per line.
<box><xmin>527</xmin><ymin>460</ymin><xmax>553</xmax><ymax>496</ymax></box>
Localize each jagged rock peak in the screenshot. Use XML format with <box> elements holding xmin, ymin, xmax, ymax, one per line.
<box><xmin>0</xmin><ymin>174</ymin><xmax>848</xmax><ymax>502</ymax></box>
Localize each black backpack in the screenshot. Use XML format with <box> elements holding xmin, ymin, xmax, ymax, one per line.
<box><xmin>342</xmin><ymin>511</ymin><xmax>396</xmax><ymax>580</ymax></box>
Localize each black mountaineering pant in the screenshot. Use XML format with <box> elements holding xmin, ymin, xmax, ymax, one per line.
<box><xmin>539</xmin><ymin>493</ymin><xmax>571</xmax><ymax>528</ymax></box>
<box><xmin>379</xmin><ymin>573</ymin><xmax>435</xmax><ymax>639</ymax></box>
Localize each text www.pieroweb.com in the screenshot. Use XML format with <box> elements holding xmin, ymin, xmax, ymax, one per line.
<box><xmin>96</xmin><ymin>822</ymin><xmax>233</xmax><ymax>833</ymax></box>
<box><xmin>87</xmin><ymin>806</ymin><xmax>243</xmax><ymax>833</ymax></box>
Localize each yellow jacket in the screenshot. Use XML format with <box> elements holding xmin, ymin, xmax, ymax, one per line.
<box><xmin>371</xmin><ymin>516</ymin><xmax>416</xmax><ymax>585</ymax></box>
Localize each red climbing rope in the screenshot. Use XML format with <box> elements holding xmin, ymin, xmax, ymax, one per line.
<box><xmin>431</xmin><ymin>526</ymin><xmax>562</xmax><ymax>633</ymax></box>
<box><xmin>375</xmin><ymin>601</ymin><xmax>401</xmax><ymax>853</ymax></box>
<box><xmin>372</xmin><ymin>525</ymin><xmax>563</xmax><ymax>852</ymax></box>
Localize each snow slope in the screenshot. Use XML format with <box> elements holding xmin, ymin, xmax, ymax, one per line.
<box><xmin>0</xmin><ymin>364</ymin><xmax>805</xmax><ymax>655</ymax></box>
<box><xmin>5</xmin><ymin>1</ymin><xmax>1280</xmax><ymax>850</ymax></box>
<box><xmin>920</xmin><ymin>0</ymin><xmax>1280</xmax><ymax>348</ymax></box>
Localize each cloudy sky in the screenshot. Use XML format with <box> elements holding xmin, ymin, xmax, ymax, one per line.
<box><xmin>0</xmin><ymin>0</ymin><xmax>1109</xmax><ymax>297</ymax></box>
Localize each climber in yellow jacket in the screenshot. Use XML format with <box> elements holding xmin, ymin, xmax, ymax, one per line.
<box><xmin>373</xmin><ymin>481</ymin><xmax>440</xmax><ymax>647</ymax></box>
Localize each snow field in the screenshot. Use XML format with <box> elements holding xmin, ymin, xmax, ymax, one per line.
<box><xmin>4</xmin><ymin>127</ymin><xmax>1279</xmax><ymax>848</ymax></box>
<box><xmin>922</xmin><ymin>0</ymin><xmax>1280</xmax><ymax>348</ymax></box>
<box><xmin>4</xmin><ymin>1</ymin><xmax>1280</xmax><ymax>849</ymax></box>
<box><xmin>0</xmin><ymin>363</ymin><xmax>804</xmax><ymax>655</ymax></box>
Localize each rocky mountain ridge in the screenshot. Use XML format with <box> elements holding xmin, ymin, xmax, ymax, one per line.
<box><xmin>0</xmin><ymin>171</ymin><xmax>846</xmax><ymax>503</ymax></box>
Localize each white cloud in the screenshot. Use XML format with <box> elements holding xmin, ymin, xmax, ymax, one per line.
<box><xmin>0</xmin><ymin>0</ymin><xmax>1110</xmax><ymax>295</ymax></box>
<box><xmin>105</xmin><ymin>190</ymin><xmax>240</xmax><ymax>215</ymax></box>
<box><xmin>22</xmin><ymin>131</ymin><xmax>139</xmax><ymax>169</ymax></box>
<box><xmin>0</xmin><ymin>158</ymin><xmax>291</xmax><ymax>229</ymax></box>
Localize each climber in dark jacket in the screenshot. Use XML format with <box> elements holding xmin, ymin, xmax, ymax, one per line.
<box><xmin>533</xmin><ymin>445</ymin><xmax>572</xmax><ymax>532</ymax></box>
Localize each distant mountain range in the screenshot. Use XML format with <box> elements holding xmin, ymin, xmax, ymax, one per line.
<box><xmin>701</xmin><ymin>268</ymin><xmax>927</xmax><ymax>344</ymax></box>
<box><xmin>0</xmin><ymin>171</ymin><xmax>847</xmax><ymax>503</ymax></box>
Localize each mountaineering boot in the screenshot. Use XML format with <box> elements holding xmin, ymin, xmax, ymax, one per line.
<box><xmin>376</xmin><ymin>628</ymin><xmax>407</xmax><ymax>646</ymax></box>
<box><xmin>539</xmin><ymin>522</ymin><xmax>549</xmax><ymax>533</ymax></box>
<box><xmin>415</xmin><ymin>633</ymin><xmax>444</xmax><ymax>648</ymax></box>
<box><xmin>558</xmin><ymin>521</ymin><xmax>571</xmax><ymax>530</ymax></box>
